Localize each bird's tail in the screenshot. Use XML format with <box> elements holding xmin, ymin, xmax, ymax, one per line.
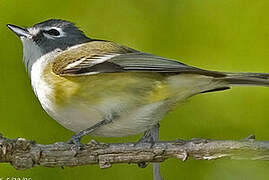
<box><xmin>166</xmin><ymin>71</ymin><xmax>269</xmax><ymax>99</ymax></box>
<box><xmin>218</xmin><ymin>72</ymin><xmax>269</xmax><ymax>87</ymax></box>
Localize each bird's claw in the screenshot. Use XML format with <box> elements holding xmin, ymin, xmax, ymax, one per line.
<box><xmin>67</xmin><ymin>134</ymin><xmax>83</xmax><ymax>147</ymax></box>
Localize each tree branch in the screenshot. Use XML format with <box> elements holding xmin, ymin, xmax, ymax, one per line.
<box><xmin>0</xmin><ymin>134</ymin><xmax>269</xmax><ymax>170</ymax></box>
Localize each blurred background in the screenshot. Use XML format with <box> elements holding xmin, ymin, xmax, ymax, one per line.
<box><xmin>1</xmin><ymin>0</ymin><xmax>269</xmax><ymax>179</ymax></box>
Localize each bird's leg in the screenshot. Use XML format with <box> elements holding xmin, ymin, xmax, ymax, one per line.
<box><xmin>138</xmin><ymin>123</ymin><xmax>164</xmax><ymax>180</ymax></box>
<box><xmin>150</xmin><ymin>124</ymin><xmax>163</xmax><ymax>180</ymax></box>
<box><xmin>67</xmin><ymin>119</ymin><xmax>111</xmax><ymax>146</ymax></box>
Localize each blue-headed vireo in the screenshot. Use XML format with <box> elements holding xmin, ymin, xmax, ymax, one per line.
<box><xmin>7</xmin><ymin>19</ymin><xmax>269</xmax><ymax>145</ymax></box>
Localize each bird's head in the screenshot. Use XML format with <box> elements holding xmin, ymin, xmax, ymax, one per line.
<box><xmin>7</xmin><ymin>19</ymin><xmax>91</xmax><ymax>72</ymax></box>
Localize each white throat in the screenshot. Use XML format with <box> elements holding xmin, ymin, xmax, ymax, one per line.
<box><xmin>22</xmin><ymin>38</ymin><xmax>43</xmax><ymax>75</ymax></box>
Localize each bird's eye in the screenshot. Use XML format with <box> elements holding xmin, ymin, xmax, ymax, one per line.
<box><xmin>45</xmin><ymin>29</ymin><xmax>60</xmax><ymax>36</ymax></box>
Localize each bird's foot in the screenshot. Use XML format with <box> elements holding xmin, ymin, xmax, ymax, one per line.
<box><xmin>137</xmin><ymin>124</ymin><xmax>160</xmax><ymax>169</ymax></box>
<box><xmin>137</xmin><ymin>130</ymin><xmax>155</xmax><ymax>146</ymax></box>
<box><xmin>67</xmin><ymin>133</ymin><xmax>83</xmax><ymax>147</ymax></box>
<box><xmin>138</xmin><ymin>123</ymin><xmax>160</xmax><ymax>145</ymax></box>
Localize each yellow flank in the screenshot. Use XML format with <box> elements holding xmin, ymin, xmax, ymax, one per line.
<box><xmin>146</xmin><ymin>82</ymin><xmax>171</xmax><ymax>103</ymax></box>
<box><xmin>43</xmin><ymin>62</ymin><xmax>170</xmax><ymax>109</ymax></box>
<box><xmin>43</xmin><ymin>63</ymin><xmax>80</xmax><ymax>106</ymax></box>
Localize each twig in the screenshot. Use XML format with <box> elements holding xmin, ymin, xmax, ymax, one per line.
<box><xmin>0</xmin><ymin>134</ymin><xmax>269</xmax><ymax>170</ymax></box>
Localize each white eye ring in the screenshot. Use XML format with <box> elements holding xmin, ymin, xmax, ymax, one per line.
<box><xmin>43</xmin><ymin>27</ymin><xmax>65</xmax><ymax>39</ymax></box>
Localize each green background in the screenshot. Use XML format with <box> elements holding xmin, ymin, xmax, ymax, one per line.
<box><xmin>1</xmin><ymin>0</ymin><xmax>269</xmax><ymax>179</ymax></box>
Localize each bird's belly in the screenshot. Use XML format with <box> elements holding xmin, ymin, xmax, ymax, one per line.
<box><xmin>44</xmin><ymin>99</ymin><xmax>168</xmax><ymax>137</ymax></box>
<box><xmin>31</xmin><ymin>72</ymin><xmax>169</xmax><ymax>137</ymax></box>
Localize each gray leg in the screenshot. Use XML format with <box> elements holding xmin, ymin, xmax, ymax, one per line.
<box><xmin>138</xmin><ymin>124</ymin><xmax>164</xmax><ymax>180</ymax></box>
<box><xmin>67</xmin><ymin>119</ymin><xmax>111</xmax><ymax>146</ymax></box>
<box><xmin>151</xmin><ymin>124</ymin><xmax>163</xmax><ymax>180</ymax></box>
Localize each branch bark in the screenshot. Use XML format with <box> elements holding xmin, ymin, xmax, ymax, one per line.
<box><xmin>0</xmin><ymin>134</ymin><xmax>269</xmax><ymax>170</ymax></box>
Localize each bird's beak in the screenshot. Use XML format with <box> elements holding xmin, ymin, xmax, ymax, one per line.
<box><xmin>7</xmin><ymin>24</ymin><xmax>31</xmax><ymax>38</ymax></box>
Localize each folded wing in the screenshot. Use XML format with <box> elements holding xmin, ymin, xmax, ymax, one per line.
<box><xmin>53</xmin><ymin>51</ymin><xmax>225</xmax><ymax>78</ymax></box>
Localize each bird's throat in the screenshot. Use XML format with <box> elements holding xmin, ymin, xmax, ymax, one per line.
<box><xmin>22</xmin><ymin>38</ymin><xmax>43</xmax><ymax>75</ymax></box>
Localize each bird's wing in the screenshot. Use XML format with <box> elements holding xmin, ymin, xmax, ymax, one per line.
<box><xmin>52</xmin><ymin>41</ymin><xmax>225</xmax><ymax>77</ymax></box>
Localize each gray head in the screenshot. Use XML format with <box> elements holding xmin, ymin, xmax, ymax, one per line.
<box><xmin>7</xmin><ymin>19</ymin><xmax>91</xmax><ymax>73</ymax></box>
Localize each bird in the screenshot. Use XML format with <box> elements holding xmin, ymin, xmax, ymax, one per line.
<box><xmin>7</xmin><ymin>19</ymin><xmax>269</xmax><ymax>145</ymax></box>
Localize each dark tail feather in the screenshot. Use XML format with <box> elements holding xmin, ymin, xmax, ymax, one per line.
<box><xmin>220</xmin><ymin>72</ymin><xmax>269</xmax><ymax>86</ymax></box>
